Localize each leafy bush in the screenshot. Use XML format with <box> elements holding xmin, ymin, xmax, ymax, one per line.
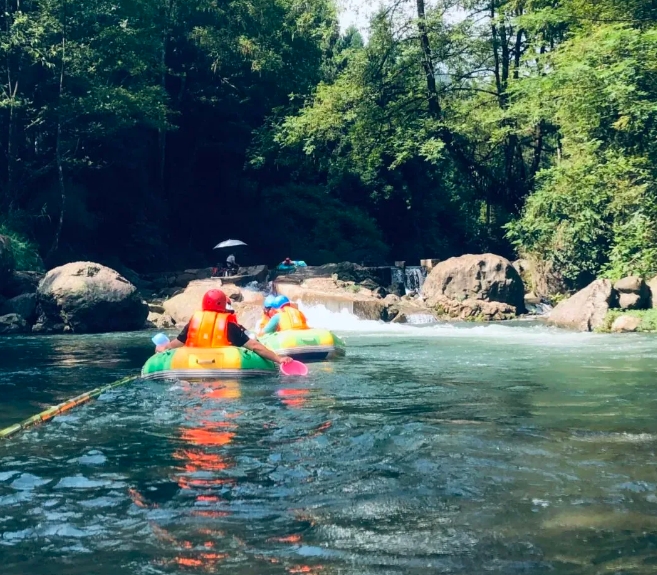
<box><xmin>0</xmin><ymin>218</ymin><xmax>43</xmax><ymax>271</ymax></box>
<box><xmin>508</xmin><ymin>25</ymin><xmax>657</xmax><ymax>287</ymax></box>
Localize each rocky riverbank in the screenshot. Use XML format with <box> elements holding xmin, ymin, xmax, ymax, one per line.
<box><xmin>0</xmin><ymin>233</ymin><xmax>559</xmax><ymax>335</ymax></box>
<box><xmin>547</xmin><ymin>275</ymin><xmax>657</xmax><ymax>333</ymax></box>
<box><xmin>2</xmin><ymin>254</ymin><xmax>550</xmax><ymax>335</ymax></box>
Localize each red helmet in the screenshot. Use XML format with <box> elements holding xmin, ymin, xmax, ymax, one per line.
<box><xmin>202</xmin><ymin>289</ymin><xmax>228</xmax><ymax>312</ymax></box>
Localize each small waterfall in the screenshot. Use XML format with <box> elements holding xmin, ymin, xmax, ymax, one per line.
<box><xmin>391</xmin><ymin>267</ymin><xmax>404</xmax><ymax>287</ymax></box>
<box><xmin>404</xmin><ymin>266</ymin><xmax>427</xmax><ymax>294</ymax></box>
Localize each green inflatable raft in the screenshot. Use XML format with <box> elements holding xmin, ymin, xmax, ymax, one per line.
<box><xmin>259</xmin><ymin>328</ymin><xmax>345</xmax><ymax>361</ymax></box>
<box><xmin>141</xmin><ymin>345</ymin><xmax>277</xmax><ymax>380</ymax></box>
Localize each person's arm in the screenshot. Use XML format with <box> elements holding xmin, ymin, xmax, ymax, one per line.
<box><xmin>156</xmin><ymin>322</ymin><xmax>188</xmax><ymax>353</ymax></box>
<box><xmin>228</xmin><ymin>322</ymin><xmax>291</xmax><ymax>364</ymax></box>
<box><xmin>262</xmin><ymin>314</ymin><xmax>280</xmax><ymax>335</ymax></box>
<box><xmin>243</xmin><ymin>339</ymin><xmax>291</xmax><ymax>365</ymax></box>
<box><xmin>157</xmin><ymin>339</ymin><xmax>184</xmax><ymax>353</ymax></box>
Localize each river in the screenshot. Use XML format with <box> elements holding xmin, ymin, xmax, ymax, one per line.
<box><xmin>1</xmin><ymin>308</ymin><xmax>657</xmax><ymax>574</ymax></box>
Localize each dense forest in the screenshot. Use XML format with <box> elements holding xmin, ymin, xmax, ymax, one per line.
<box><xmin>0</xmin><ymin>0</ymin><xmax>656</xmax><ymax>289</ymax></box>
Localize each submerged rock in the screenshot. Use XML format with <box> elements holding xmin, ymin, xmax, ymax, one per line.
<box><xmin>422</xmin><ymin>254</ymin><xmax>525</xmax><ymax>314</ymax></box>
<box><xmin>34</xmin><ymin>262</ymin><xmax>148</xmax><ymax>334</ymax></box>
<box><xmin>548</xmin><ymin>279</ymin><xmax>616</xmax><ymax>332</ymax></box>
<box><xmin>433</xmin><ymin>295</ymin><xmax>516</xmax><ymax>322</ymax></box>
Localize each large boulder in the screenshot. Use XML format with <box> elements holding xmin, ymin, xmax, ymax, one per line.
<box><xmin>422</xmin><ymin>254</ymin><xmax>525</xmax><ymax>313</ymax></box>
<box><xmin>548</xmin><ymin>279</ymin><xmax>616</xmax><ymax>332</ymax></box>
<box><xmin>34</xmin><ymin>262</ymin><xmax>148</xmax><ymax>333</ymax></box>
<box><xmin>614</xmin><ymin>276</ymin><xmax>649</xmax><ymax>310</ymax></box>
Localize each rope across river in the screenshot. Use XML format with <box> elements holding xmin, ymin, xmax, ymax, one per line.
<box><xmin>0</xmin><ymin>375</ymin><xmax>139</xmax><ymax>440</ymax></box>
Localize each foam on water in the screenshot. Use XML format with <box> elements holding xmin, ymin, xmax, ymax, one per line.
<box><xmin>298</xmin><ymin>302</ymin><xmax>603</xmax><ymax>348</ymax></box>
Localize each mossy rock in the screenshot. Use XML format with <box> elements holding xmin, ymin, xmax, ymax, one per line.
<box><xmin>598</xmin><ymin>309</ymin><xmax>657</xmax><ymax>333</ymax></box>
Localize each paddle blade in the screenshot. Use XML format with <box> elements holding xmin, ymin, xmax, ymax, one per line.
<box><xmin>280</xmin><ymin>360</ymin><xmax>308</xmax><ymax>376</ymax></box>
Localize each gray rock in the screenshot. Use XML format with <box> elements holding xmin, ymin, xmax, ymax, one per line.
<box><xmin>619</xmin><ymin>292</ymin><xmax>643</xmax><ymax>311</ymax></box>
<box><xmin>422</xmin><ymin>253</ymin><xmax>525</xmax><ymax>313</ymax></box>
<box><xmin>148</xmin><ymin>302</ymin><xmax>165</xmax><ymax>314</ymax></box>
<box><xmin>4</xmin><ymin>270</ymin><xmax>43</xmax><ymax>298</ymax></box>
<box><xmin>548</xmin><ymin>279</ymin><xmax>616</xmax><ymax>331</ymax></box>
<box><xmin>433</xmin><ymin>295</ymin><xmax>516</xmax><ymax>321</ymax></box>
<box><xmin>34</xmin><ymin>262</ymin><xmax>148</xmax><ymax>333</ymax></box>
<box><xmin>614</xmin><ymin>276</ymin><xmax>649</xmax><ymax>309</ymax></box>
<box><xmin>144</xmin><ymin>312</ymin><xmax>176</xmax><ymax>330</ymax></box>
<box><xmin>528</xmin><ymin>258</ymin><xmax>568</xmax><ymax>299</ymax></box>
<box><xmin>614</xmin><ymin>276</ymin><xmax>645</xmax><ymax>293</ymax></box>
<box><xmin>352</xmin><ymin>300</ymin><xmax>386</xmax><ymax>321</ymax></box>
<box><xmin>2</xmin><ymin>293</ymin><xmax>37</xmax><ymax>323</ymax></box>
<box><xmin>611</xmin><ymin>315</ymin><xmax>642</xmax><ymax>333</ymax></box>
<box><xmin>0</xmin><ymin>313</ymin><xmax>28</xmax><ymax>334</ymax></box>
<box><xmin>383</xmin><ymin>294</ymin><xmax>401</xmax><ymax>305</ymax></box>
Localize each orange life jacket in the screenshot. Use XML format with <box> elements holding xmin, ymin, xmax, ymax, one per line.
<box><xmin>186</xmin><ymin>311</ymin><xmax>238</xmax><ymax>348</ymax></box>
<box><xmin>276</xmin><ymin>306</ymin><xmax>309</xmax><ymax>331</ymax></box>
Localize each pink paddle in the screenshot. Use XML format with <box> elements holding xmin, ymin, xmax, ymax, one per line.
<box><xmin>280</xmin><ymin>360</ymin><xmax>308</xmax><ymax>376</ymax></box>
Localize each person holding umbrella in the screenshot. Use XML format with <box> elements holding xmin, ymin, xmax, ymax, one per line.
<box><xmin>226</xmin><ymin>253</ymin><xmax>239</xmax><ymax>274</ymax></box>
<box><xmin>213</xmin><ymin>239</ymin><xmax>247</xmax><ymax>277</ymax></box>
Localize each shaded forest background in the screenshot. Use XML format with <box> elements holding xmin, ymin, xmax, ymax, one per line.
<box><xmin>0</xmin><ymin>0</ymin><xmax>656</xmax><ymax>290</ymax></box>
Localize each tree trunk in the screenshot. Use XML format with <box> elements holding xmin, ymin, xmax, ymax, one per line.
<box><xmin>48</xmin><ymin>0</ymin><xmax>67</xmax><ymax>259</ymax></box>
<box><xmin>158</xmin><ymin>0</ymin><xmax>175</xmax><ymax>196</ymax></box>
<box><xmin>415</xmin><ymin>0</ymin><xmax>440</xmax><ymax>117</ymax></box>
<box><xmin>5</xmin><ymin>0</ymin><xmax>16</xmax><ymax>206</ymax></box>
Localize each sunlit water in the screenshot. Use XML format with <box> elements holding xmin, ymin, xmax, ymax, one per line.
<box><xmin>2</xmin><ymin>308</ymin><xmax>657</xmax><ymax>574</ymax></box>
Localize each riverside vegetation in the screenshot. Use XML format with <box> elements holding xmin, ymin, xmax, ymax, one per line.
<box><xmin>0</xmin><ymin>0</ymin><xmax>654</xmax><ymax>291</ymax></box>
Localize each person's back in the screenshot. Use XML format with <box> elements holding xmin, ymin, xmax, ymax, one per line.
<box><xmin>154</xmin><ymin>289</ymin><xmax>292</xmax><ymax>366</ymax></box>
<box><xmin>186</xmin><ymin>309</ymin><xmax>238</xmax><ymax>348</ymax></box>
<box><xmin>277</xmin><ymin>305</ymin><xmax>309</xmax><ymax>331</ymax></box>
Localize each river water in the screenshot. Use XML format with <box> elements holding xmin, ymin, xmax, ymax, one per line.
<box><xmin>1</xmin><ymin>308</ymin><xmax>657</xmax><ymax>574</ymax></box>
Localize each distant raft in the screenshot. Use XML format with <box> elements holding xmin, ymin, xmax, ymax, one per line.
<box><xmin>259</xmin><ymin>328</ymin><xmax>345</xmax><ymax>362</ymax></box>
<box><xmin>141</xmin><ymin>346</ymin><xmax>277</xmax><ymax>380</ymax></box>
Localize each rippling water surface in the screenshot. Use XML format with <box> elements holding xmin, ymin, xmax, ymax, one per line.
<box><xmin>2</xmin><ymin>313</ymin><xmax>657</xmax><ymax>574</ymax></box>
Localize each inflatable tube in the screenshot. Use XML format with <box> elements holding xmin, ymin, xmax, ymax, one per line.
<box><xmin>141</xmin><ymin>346</ymin><xmax>277</xmax><ymax>381</ymax></box>
<box><xmin>259</xmin><ymin>328</ymin><xmax>346</xmax><ymax>362</ymax></box>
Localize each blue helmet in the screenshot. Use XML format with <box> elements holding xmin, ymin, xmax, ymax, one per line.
<box><xmin>272</xmin><ymin>295</ymin><xmax>290</xmax><ymax>309</ymax></box>
<box><xmin>263</xmin><ymin>295</ymin><xmax>277</xmax><ymax>309</ymax></box>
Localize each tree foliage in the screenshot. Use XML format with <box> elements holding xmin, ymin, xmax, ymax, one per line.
<box><xmin>0</xmin><ymin>0</ymin><xmax>656</xmax><ymax>279</ymax></box>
